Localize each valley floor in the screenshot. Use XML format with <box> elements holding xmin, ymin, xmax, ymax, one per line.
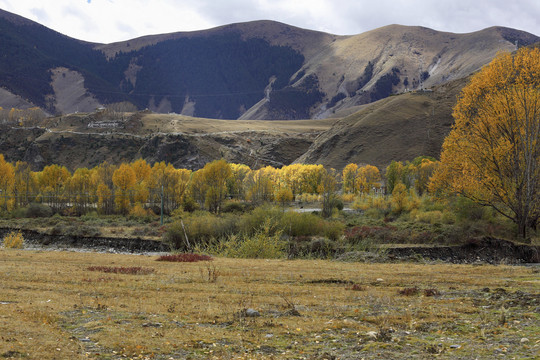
<box><xmin>0</xmin><ymin>249</ymin><xmax>538</xmax><ymax>359</ymax></box>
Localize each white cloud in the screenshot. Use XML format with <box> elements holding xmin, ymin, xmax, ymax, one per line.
<box><xmin>0</xmin><ymin>0</ymin><xmax>539</xmax><ymax>43</ymax></box>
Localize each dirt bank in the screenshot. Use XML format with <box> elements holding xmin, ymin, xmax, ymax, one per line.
<box><xmin>1</xmin><ymin>228</ymin><xmax>538</xmax><ymax>263</ymax></box>
<box><xmin>386</xmin><ymin>237</ymin><xmax>539</xmax><ymax>264</ymax></box>
<box><xmin>0</xmin><ymin>228</ymin><xmax>170</xmax><ymax>254</ymax></box>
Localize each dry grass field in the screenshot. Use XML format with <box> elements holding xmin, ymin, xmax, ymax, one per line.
<box><xmin>0</xmin><ymin>249</ymin><xmax>538</xmax><ymax>359</ymax></box>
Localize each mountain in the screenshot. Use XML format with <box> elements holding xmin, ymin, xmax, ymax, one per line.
<box><xmin>0</xmin><ymin>9</ymin><xmax>538</xmax><ymax>120</ymax></box>
<box><xmin>296</xmin><ymin>76</ymin><xmax>468</xmax><ymax>169</ymax></box>
<box><xmin>0</xmin><ymin>111</ymin><xmax>335</xmax><ymax>171</ymax></box>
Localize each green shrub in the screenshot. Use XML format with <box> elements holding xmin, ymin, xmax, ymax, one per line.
<box><xmin>239</xmin><ymin>205</ymin><xmax>283</xmax><ymax>235</ymax></box>
<box><xmin>221</xmin><ymin>200</ymin><xmax>250</xmax><ymax>213</ymax></box>
<box><xmin>452</xmin><ymin>197</ymin><xmax>487</xmax><ymax>221</ymax></box>
<box><xmin>163</xmin><ymin>221</ymin><xmax>188</xmax><ymax>250</ymax></box>
<box><xmin>280</xmin><ymin>211</ymin><xmax>323</xmax><ymax>237</ymax></box>
<box><xmin>50</xmin><ymin>223</ymin><xmax>101</xmax><ymax>237</ymax></box>
<box><xmin>181</xmin><ymin>197</ymin><xmax>199</xmax><ymax>213</ymax></box>
<box><xmin>217</xmin><ymin>221</ymin><xmax>286</xmax><ymax>259</ymax></box>
<box><xmin>364</xmin><ymin>207</ymin><xmax>388</xmax><ymax>220</ymax></box>
<box><xmin>165</xmin><ymin>212</ymin><xmax>239</xmax><ymax>250</ymax></box>
<box><xmin>413</xmin><ymin>210</ymin><xmax>443</xmax><ymax>224</ymax></box>
<box><xmin>307</xmin><ymin>238</ymin><xmax>338</xmax><ymax>258</ymax></box>
<box><xmin>323</xmin><ymin>220</ymin><xmax>345</xmax><ymax>241</ymax></box>
<box><xmin>25</xmin><ymin>203</ymin><xmax>53</xmax><ymax>218</ymax></box>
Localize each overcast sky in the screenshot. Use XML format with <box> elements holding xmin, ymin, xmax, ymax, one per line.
<box><xmin>1</xmin><ymin>0</ymin><xmax>539</xmax><ymax>44</ymax></box>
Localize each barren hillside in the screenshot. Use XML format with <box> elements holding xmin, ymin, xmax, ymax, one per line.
<box><xmin>1</xmin><ymin>8</ymin><xmax>538</xmax><ymax>120</ymax></box>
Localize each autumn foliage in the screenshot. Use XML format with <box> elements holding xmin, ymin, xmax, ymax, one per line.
<box><xmin>430</xmin><ymin>48</ymin><xmax>540</xmax><ymax>238</ymax></box>
<box><xmin>0</xmin><ymin>151</ymin><xmax>450</xmax><ymax>218</ymax></box>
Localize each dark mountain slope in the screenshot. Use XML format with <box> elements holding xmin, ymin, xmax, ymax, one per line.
<box><xmin>0</xmin><ymin>9</ymin><xmax>129</xmax><ymax>111</ymax></box>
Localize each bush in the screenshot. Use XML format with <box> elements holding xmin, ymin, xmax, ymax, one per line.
<box><xmin>280</xmin><ymin>211</ymin><xmax>323</xmax><ymax>237</ymax></box>
<box><xmin>25</xmin><ymin>203</ymin><xmax>53</xmax><ymax>218</ymax></box>
<box><xmin>307</xmin><ymin>238</ymin><xmax>337</xmax><ymax>258</ymax></box>
<box><xmin>218</xmin><ymin>221</ymin><xmax>286</xmax><ymax>259</ymax></box>
<box><xmin>181</xmin><ymin>197</ymin><xmax>199</xmax><ymax>212</ymax></box>
<box><xmin>165</xmin><ymin>212</ymin><xmax>238</xmax><ymax>250</ymax></box>
<box><xmin>413</xmin><ymin>210</ymin><xmax>443</xmax><ymax>224</ymax></box>
<box><xmin>221</xmin><ymin>200</ymin><xmax>249</xmax><ymax>213</ymax></box>
<box><xmin>2</xmin><ymin>230</ymin><xmax>24</xmax><ymax>249</ymax></box>
<box><xmin>11</xmin><ymin>203</ymin><xmax>52</xmax><ymax>218</ymax></box>
<box><xmin>50</xmin><ymin>224</ymin><xmax>101</xmax><ymax>237</ymax></box>
<box><xmin>324</xmin><ymin>220</ymin><xmax>345</xmax><ymax>241</ymax></box>
<box><xmin>129</xmin><ymin>203</ymin><xmax>154</xmax><ymax>219</ymax></box>
<box><xmin>239</xmin><ymin>205</ymin><xmax>283</xmax><ymax>235</ymax></box>
<box><xmin>452</xmin><ymin>196</ymin><xmax>488</xmax><ymax>221</ymax></box>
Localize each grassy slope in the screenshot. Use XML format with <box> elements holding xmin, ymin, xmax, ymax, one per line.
<box><xmin>0</xmin><ymin>249</ymin><xmax>538</xmax><ymax>359</ymax></box>
<box><xmin>296</xmin><ymin>77</ymin><xmax>468</xmax><ymax>169</ymax></box>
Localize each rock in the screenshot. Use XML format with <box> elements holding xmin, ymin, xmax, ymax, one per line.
<box><xmin>450</xmin><ymin>344</ymin><xmax>461</xmax><ymax>349</ymax></box>
<box><xmin>245</xmin><ymin>308</ymin><xmax>260</xmax><ymax>317</ymax></box>
<box><xmin>142</xmin><ymin>322</ymin><xmax>162</xmax><ymax>328</ymax></box>
<box><xmin>520</xmin><ymin>338</ymin><xmax>529</xmax><ymax>343</ymax></box>
<box><xmin>366</xmin><ymin>331</ymin><xmax>378</xmax><ymax>339</ymax></box>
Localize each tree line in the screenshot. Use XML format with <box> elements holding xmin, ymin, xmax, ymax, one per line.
<box><xmin>0</xmin><ymin>155</ymin><xmax>439</xmax><ymax>216</ymax></box>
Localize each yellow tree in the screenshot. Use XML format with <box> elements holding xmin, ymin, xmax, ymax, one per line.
<box><xmin>68</xmin><ymin>167</ymin><xmax>96</xmax><ymax>215</ymax></box>
<box><xmin>342</xmin><ymin>163</ymin><xmax>358</xmax><ymax>194</ymax></box>
<box><xmin>147</xmin><ymin>162</ymin><xmax>179</xmax><ymax>212</ymax></box>
<box><xmin>174</xmin><ymin>168</ymin><xmax>192</xmax><ymax>206</ymax></box>
<box><xmin>279</xmin><ymin>164</ymin><xmax>304</xmax><ymax>197</ymax></box>
<box><xmin>275</xmin><ymin>187</ymin><xmax>293</xmax><ymax>210</ymax></box>
<box><xmin>319</xmin><ymin>168</ymin><xmax>339</xmax><ymax>218</ymax></box>
<box><xmin>38</xmin><ymin>164</ymin><xmax>71</xmax><ymax>211</ymax></box>
<box><xmin>131</xmin><ymin>159</ymin><xmax>152</xmax><ymax>206</ymax></box>
<box><xmin>246</xmin><ymin>166</ymin><xmax>276</xmax><ymax>204</ymax></box>
<box><xmin>0</xmin><ymin>154</ymin><xmax>15</xmax><ymax>211</ymax></box>
<box><xmin>13</xmin><ymin>161</ymin><xmax>37</xmax><ymax>207</ymax></box>
<box><xmin>189</xmin><ymin>169</ymin><xmax>208</xmax><ymax>208</ymax></box>
<box><xmin>112</xmin><ymin>163</ymin><xmax>136</xmax><ymax>214</ymax></box>
<box><xmin>96</xmin><ymin>183</ymin><xmax>112</xmax><ymax>215</ymax></box>
<box><xmin>201</xmin><ymin>159</ymin><xmax>232</xmax><ymax>213</ymax></box>
<box><xmin>94</xmin><ymin>162</ymin><xmax>117</xmax><ymax>215</ymax></box>
<box><xmin>357</xmin><ymin>165</ymin><xmax>381</xmax><ymax>194</ymax></box>
<box><xmin>300</xmin><ymin>164</ymin><xmax>325</xmax><ymax>194</ymax></box>
<box><xmin>227</xmin><ymin>163</ymin><xmax>251</xmax><ymax>200</ymax></box>
<box><xmin>413</xmin><ymin>158</ymin><xmax>438</xmax><ymax>195</ymax></box>
<box><xmin>131</xmin><ymin>158</ymin><xmax>151</xmax><ymax>184</ymax></box>
<box><xmin>430</xmin><ymin>48</ymin><xmax>540</xmax><ymax>238</ymax></box>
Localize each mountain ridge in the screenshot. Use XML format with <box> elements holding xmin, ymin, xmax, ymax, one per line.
<box><xmin>1</xmin><ymin>9</ymin><xmax>540</xmax><ymax>171</ymax></box>
<box><xmin>0</xmin><ymin>8</ymin><xmax>538</xmax><ymax>119</ymax></box>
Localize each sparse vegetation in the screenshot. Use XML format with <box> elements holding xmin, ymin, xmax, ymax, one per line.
<box><xmin>2</xmin><ymin>230</ymin><xmax>23</xmax><ymax>248</ymax></box>
<box><xmin>0</xmin><ymin>250</ymin><xmax>537</xmax><ymax>359</ymax></box>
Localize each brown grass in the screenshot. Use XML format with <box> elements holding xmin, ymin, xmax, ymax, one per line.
<box><xmin>0</xmin><ymin>249</ymin><xmax>538</xmax><ymax>359</ymax></box>
<box><xmin>156</xmin><ymin>253</ymin><xmax>213</xmax><ymax>262</ymax></box>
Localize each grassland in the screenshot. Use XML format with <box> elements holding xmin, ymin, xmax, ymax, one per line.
<box><xmin>0</xmin><ymin>249</ymin><xmax>538</xmax><ymax>359</ymax></box>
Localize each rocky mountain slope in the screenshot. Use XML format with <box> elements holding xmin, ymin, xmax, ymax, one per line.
<box><xmin>0</xmin><ymin>111</ymin><xmax>335</xmax><ymax>171</ymax></box>
<box><xmin>0</xmin><ymin>76</ymin><xmax>462</xmax><ymax>171</ymax></box>
<box><xmin>0</xmin><ymin>9</ymin><xmax>538</xmax><ymax>120</ymax></box>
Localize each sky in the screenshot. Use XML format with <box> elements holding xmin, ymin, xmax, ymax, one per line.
<box><xmin>0</xmin><ymin>0</ymin><xmax>539</xmax><ymax>44</ymax></box>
